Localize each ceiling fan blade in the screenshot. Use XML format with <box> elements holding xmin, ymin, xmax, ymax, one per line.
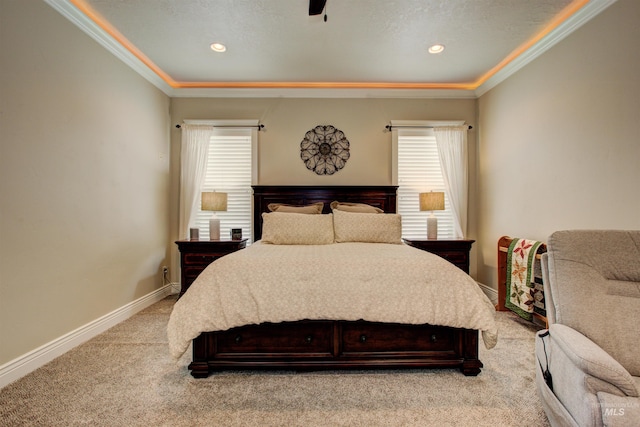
<box><xmin>309</xmin><ymin>0</ymin><xmax>327</xmax><ymax>16</ymax></box>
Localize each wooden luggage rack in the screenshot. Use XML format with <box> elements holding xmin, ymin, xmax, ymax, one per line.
<box><xmin>496</xmin><ymin>236</ymin><xmax>548</xmax><ymax>326</ymax></box>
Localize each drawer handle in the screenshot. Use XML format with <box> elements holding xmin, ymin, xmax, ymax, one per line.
<box><xmin>431</xmin><ymin>334</ymin><xmax>437</xmax><ymax>342</ymax></box>
<box><xmin>359</xmin><ymin>334</ymin><xmax>367</xmax><ymax>343</ymax></box>
<box><xmin>235</xmin><ymin>335</ymin><xmax>242</xmax><ymax>344</ymax></box>
<box><xmin>305</xmin><ymin>335</ymin><xmax>313</xmax><ymax>344</ymax></box>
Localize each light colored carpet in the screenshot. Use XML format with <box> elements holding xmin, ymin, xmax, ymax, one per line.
<box><xmin>0</xmin><ymin>296</ymin><xmax>550</xmax><ymax>426</ymax></box>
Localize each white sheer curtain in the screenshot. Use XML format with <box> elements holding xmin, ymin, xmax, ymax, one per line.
<box><xmin>178</xmin><ymin>125</ymin><xmax>214</xmax><ymax>239</ymax></box>
<box><xmin>434</xmin><ymin>126</ymin><xmax>468</xmax><ymax>239</ymax></box>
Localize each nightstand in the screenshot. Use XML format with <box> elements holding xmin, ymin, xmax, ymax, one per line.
<box><xmin>175</xmin><ymin>239</ymin><xmax>248</xmax><ymax>297</ymax></box>
<box><xmin>403</xmin><ymin>238</ymin><xmax>475</xmax><ymax>274</ymax></box>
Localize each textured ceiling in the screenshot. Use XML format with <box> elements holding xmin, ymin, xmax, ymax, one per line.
<box><xmin>57</xmin><ymin>0</ymin><xmax>613</xmax><ymax>94</ymax></box>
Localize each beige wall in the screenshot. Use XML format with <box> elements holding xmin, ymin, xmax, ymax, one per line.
<box><xmin>169</xmin><ymin>97</ymin><xmax>480</xmax><ymax>272</ymax></box>
<box><xmin>0</xmin><ymin>0</ymin><xmax>171</xmax><ymax>364</ymax></box>
<box><xmin>476</xmin><ymin>0</ymin><xmax>640</xmax><ymax>290</ymax></box>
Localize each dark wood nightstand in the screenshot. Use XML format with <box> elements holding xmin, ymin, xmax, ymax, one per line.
<box><xmin>175</xmin><ymin>239</ymin><xmax>248</xmax><ymax>297</ymax></box>
<box><xmin>403</xmin><ymin>238</ymin><xmax>475</xmax><ymax>274</ymax></box>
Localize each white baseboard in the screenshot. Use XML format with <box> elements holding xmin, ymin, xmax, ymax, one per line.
<box><xmin>0</xmin><ymin>282</ymin><xmax>497</xmax><ymax>389</ymax></box>
<box><xmin>0</xmin><ymin>285</ymin><xmax>173</xmax><ymax>389</ymax></box>
<box><xmin>477</xmin><ymin>282</ymin><xmax>498</xmax><ymax>306</ymax></box>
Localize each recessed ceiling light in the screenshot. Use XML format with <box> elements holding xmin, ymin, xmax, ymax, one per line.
<box><xmin>210</xmin><ymin>43</ymin><xmax>226</xmax><ymax>53</ymax></box>
<box><xmin>428</xmin><ymin>44</ymin><xmax>445</xmax><ymax>54</ymax></box>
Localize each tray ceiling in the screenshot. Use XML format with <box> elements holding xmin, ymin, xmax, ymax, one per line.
<box><xmin>46</xmin><ymin>0</ymin><xmax>617</xmax><ymax>97</ymax></box>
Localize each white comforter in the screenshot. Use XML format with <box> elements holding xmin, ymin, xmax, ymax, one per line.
<box><xmin>167</xmin><ymin>241</ymin><xmax>498</xmax><ymax>359</ymax></box>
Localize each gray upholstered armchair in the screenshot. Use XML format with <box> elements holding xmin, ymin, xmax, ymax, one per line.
<box><xmin>536</xmin><ymin>230</ymin><xmax>640</xmax><ymax>427</ymax></box>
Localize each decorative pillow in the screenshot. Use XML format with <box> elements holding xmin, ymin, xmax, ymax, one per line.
<box><xmin>267</xmin><ymin>202</ymin><xmax>324</xmax><ymax>214</ymax></box>
<box><xmin>330</xmin><ymin>201</ymin><xmax>383</xmax><ymax>213</ymax></box>
<box><xmin>261</xmin><ymin>212</ymin><xmax>334</xmax><ymax>245</ymax></box>
<box><xmin>333</xmin><ymin>209</ymin><xmax>402</xmax><ymax>244</ymax></box>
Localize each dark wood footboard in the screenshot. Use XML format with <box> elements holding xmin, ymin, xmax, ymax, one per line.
<box><xmin>189</xmin><ymin>320</ymin><xmax>482</xmax><ymax>377</ymax></box>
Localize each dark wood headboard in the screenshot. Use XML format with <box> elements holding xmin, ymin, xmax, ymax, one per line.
<box><xmin>252</xmin><ymin>185</ymin><xmax>398</xmax><ymax>241</ymax></box>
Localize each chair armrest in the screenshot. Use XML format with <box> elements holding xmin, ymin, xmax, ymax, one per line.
<box><xmin>549</xmin><ymin>324</ymin><xmax>638</xmax><ymax>397</ymax></box>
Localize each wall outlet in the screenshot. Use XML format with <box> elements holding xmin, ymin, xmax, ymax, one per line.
<box><xmin>162</xmin><ymin>266</ymin><xmax>168</xmax><ymax>275</ymax></box>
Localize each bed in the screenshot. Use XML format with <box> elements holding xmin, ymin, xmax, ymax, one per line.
<box><xmin>168</xmin><ymin>185</ymin><xmax>497</xmax><ymax>377</ymax></box>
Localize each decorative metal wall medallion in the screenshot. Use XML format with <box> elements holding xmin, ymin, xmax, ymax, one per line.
<box><xmin>300</xmin><ymin>125</ymin><xmax>350</xmax><ymax>175</ymax></box>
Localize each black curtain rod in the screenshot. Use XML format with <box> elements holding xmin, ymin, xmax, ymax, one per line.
<box><xmin>385</xmin><ymin>124</ymin><xmax>472</xmax><ymax>131</ymax></box>
<box><xmin>176</xmin><ymin>124</ymin><xmax>265</xmax><ymax>130</ymax></box>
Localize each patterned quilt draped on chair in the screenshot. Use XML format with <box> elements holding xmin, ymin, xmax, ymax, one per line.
<box><xmin>505</xmin><ymin>238</ymin><xmax>544</xmax><ymax>321</ymax></box>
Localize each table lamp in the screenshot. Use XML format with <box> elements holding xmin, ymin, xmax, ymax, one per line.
<box><xmin>201</xmin><ymin>191</ymin><xmax>227</xmax><ymax>240</ymax></box>
<box><xmin>420</xmin><ymin>191</ymin><xmax>445</xmax><ymax>239</ymax></box>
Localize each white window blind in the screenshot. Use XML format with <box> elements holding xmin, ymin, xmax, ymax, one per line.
<box><xmin>397</xmin><ymin>132</ymin><xmax>456</xmax><ymax>239</ymax></box>
<box><xmin>194</xmin><ymin>130</ymin><xmax>252</xmax><ymax>241</ymax></box>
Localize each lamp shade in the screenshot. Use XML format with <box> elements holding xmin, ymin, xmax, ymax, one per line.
<box><xmin>419</xmin><ymin>192</ymin><xmax>445</xmax><ymax>211</ymax></box>
<box><xmin>201</xmin><ymin>192</ymin><xmax>228</xmax><ymax>212</ymax></box>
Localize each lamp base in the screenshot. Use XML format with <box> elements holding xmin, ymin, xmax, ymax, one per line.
<box><xmin>427</xmin><ymin>215</ymin><xmax>438</xmax><ymax>240</ymax></box>
<box><xmin>209</xmin><ymin>217</ymin><xmax>221</xmax><ymax>240</ymax></box>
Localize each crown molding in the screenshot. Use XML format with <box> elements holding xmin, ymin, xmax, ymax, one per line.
<box><xmin>166</xmin><ymin>87</ymin><xmax>478</xmax><ymax>99</ymax></box>
<box><xmin>43</xmin><ymin>0</ymin><xmax>173</xmax><ymax>95</ymax></box>
<box><xmin>475</xmin><ymin>0</ymin><xmax>618</xmax><ymax>97</ymax></box>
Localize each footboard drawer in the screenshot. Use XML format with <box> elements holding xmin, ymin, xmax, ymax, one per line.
<box><xmin>190</xmin><ymin>321</ymin><xmax>482</xmax><ymax>377</ymax></box>
<box><xmin>341</xmin><ymin>321</ymin><xmax>455</xmax><ymax>353</ymax></box>
<box><xmin>214</xmin><ymin>321</ymin><xmax>334</xmax><ymax>355</ymax></box>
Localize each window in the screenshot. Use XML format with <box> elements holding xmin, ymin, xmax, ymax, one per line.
<box><xmin>395</xmin><ymin>127</ymin><xmax>456</xmax><ymax>239</ymax></box>
<box><xmin>193</xmin><ymin>128</ymin><xmax>254</xmax><ymax>241</ymax></box>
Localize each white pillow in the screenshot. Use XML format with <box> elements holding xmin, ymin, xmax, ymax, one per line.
<box><xmin>333</xmin><ymin>209</ymin><xmax>402</xmax><ymax>244</ymax></box>
<box><xmin>261</xmin><ymin>212</ymin><xmax>335</xmax><ymax>245</ymax></box>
